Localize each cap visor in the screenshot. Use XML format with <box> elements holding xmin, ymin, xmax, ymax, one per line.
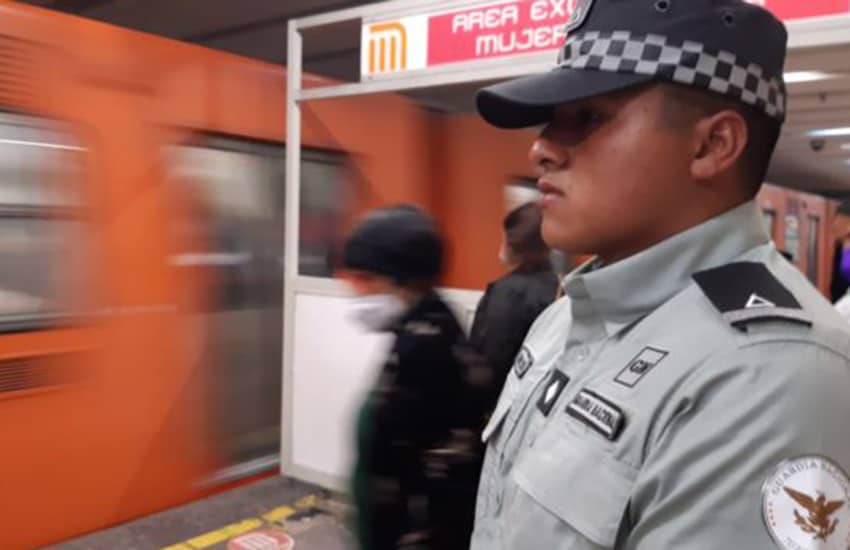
<box><xmin>477</xmin><ymin>68</ymin><xmax>654</xmax><ymax>129</ymax></box>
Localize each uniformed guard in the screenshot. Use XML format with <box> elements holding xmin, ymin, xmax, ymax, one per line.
<box><xmin>471</xmin><ymin>1</ymin><xmax>850</xmax><ymax>549</ymax></box>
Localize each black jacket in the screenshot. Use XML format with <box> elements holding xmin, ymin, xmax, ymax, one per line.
<box><xmin>469</xmin><ymin>262</ymin><xmax>559</xmax><ymax>410</ymax></box>
<box><xmin>352</xmin><ymin>291</ymin><xmax>483</xmax><ymax>550</ymax></box>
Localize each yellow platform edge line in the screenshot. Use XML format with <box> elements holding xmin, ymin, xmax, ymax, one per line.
<box><xmin>159</xmin><ymin>494</ymin><xmax>319</xmax><ymax>550</ymax></box>
<box><xmin>294</xmin><ymin>494</ymin><xmax>318</xmax><ymax>509</ymax></box>
<box><xmin>184</xmin><ymin>518</ymin><xmax>264</xmax><ymax>549</ymax></box>
<box><xmin>262</xmin><ymin>505</ymin><xmax>296</xmax><ymax>523</ymax></box>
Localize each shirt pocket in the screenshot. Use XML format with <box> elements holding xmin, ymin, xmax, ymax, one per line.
<box><xmin>511</xmin><ymin>423</ymin><xmax>637</xmax><ymax>548</ymax></box>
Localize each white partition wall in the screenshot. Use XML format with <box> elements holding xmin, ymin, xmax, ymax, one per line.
<box><xmin>289</xmin><ymin>287</ymin><xmax>393</xmax><ymax>489</ymax></box>
<box><xmin>282</xmin><ymin>1</ymin><xmax>850</xmax><ymax>491</ymax></box>
<box><xmin>283</xmin><ymin>277</ymin><xmax>481</xmax><ymax>489</ymax></box>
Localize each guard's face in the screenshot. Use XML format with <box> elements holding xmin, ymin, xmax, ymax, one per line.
<box><xmin>530</xmin><ymin>84</ymin><xmax>694</xmax><ymax>263</ymax></box>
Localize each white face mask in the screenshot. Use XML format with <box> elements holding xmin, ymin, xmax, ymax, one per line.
<box><xmin>349</xmin><ymin>293</ymin><xmax>407</xmax><ymax>332</ymax></box>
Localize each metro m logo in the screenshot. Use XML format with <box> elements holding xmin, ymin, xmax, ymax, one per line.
<box><xmin>367</xmin><ymin>22</ymin><xmax>408</xmax><ymax>74</ymax></box>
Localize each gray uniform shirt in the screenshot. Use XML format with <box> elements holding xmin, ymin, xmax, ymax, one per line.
<box><xmin>471</xmin><ymin>201</ymin><xmax>850</xmax><ymax>550</ymax></box>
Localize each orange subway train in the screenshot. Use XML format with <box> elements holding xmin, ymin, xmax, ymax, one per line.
<box><xmin>0</xmin><ymin>1</ymin><xmax>845</xmax><ymax>548</ymax></box>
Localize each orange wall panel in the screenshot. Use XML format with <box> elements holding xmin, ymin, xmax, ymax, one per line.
<box><xmin>435</xmin><ymin>116</ymin><xmax>538</xmax><ymax>289</ymax></box>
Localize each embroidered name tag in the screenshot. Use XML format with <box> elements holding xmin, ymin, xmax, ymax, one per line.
<box><xmin>513</xmin><ymin>347</ymin><xmax>534</xmax><ymax>379</ymax></box>
<box><xmin>566</xmin><ymin>390</ymin><xmax>626</xmax><ymax>441</ymax></box>
<box><xmin>536</xmin><ymin>370</ymin><xmax>570</xmax><ymax>417</ymax></box>
<box><xmin>615</xmin><ymin>347</ymin><xmax>668</xmax><ymax>388</ymax></box>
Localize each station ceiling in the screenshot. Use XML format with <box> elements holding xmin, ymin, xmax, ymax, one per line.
<box><xmin>20</xmin><ymin>0</ymin><xmax>850</xmax><ymax>198</ymax></box>
<box><xmin>20</xmin><ymin>0</ymin><xmax>377</xmax><ymax>77</ymax></box>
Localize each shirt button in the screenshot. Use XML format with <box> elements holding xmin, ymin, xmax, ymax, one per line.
<box><xmin>577</xmin><ymin>346</ymin><xmax>590</xmax><ymax>361</ymax></box>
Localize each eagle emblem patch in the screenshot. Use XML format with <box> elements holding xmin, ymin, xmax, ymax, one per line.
<box><xmin>762</xmin><ymin>456</ymin><xmax>850</xmax><ymax>549</ymax></box>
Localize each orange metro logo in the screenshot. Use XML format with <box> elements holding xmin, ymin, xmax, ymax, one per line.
<box><xmin>367</xmin><ymin>21</ymin><xmax>408</xmax><ymax>74</ymax></box>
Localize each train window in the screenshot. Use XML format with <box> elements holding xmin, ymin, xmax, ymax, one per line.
<box><xmin>298</xmin><ymin>149</ymin><xmax>348</xmax><ymax>277</ymax></box>
<box><xmin>0</xmin><ymin>114</ymin><xmax>86</xmax><ymax>331</ymax></box>
<box><xmin>166</xmin><ymin>140</ymin><xmax>281</xmax><ymax>311</ymax></box>
<box><xmin>168</xmin><ymin>143</ymin><xmax>349</xmax><ymax>282</ymax></box>
<box><xmin>807</xmin><ymin>216</ymin><xmax>820</xmax><ymax>284</ymax></box>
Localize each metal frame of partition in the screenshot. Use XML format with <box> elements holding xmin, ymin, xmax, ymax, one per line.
<box><xmin>282</xmin><ymin>1</ymin><xmax>850</xmax><ymax>490</ymax></box>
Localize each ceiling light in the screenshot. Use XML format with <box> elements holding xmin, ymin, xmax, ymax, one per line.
<box><xmin>784</xmin><ymin>71</ymin><xmax>839</xmax><ymax>84</ymax></box>
<box><xmin>807</xmin><ymin>127</ymin><xmax>850</xmax><ymax>139</ymax></box>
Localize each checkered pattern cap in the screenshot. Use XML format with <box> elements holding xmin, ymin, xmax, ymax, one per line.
<box><xmin>477</xmin><ymin>0</ymin><xmax>788</xmax><ymax>129</ymax></box>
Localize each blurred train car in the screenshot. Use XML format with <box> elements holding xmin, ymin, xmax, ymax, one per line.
<box><xmin>0</xmin><ymin>1</ymin><xmax>847</xmax><ymax>548</ymax></box>
<box><xmin>0</xmin><ymin>2</ymin><xmax>533</xmax><ymax>547</ymax></box>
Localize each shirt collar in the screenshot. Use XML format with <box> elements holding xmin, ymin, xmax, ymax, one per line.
<box><xmin>563</xmin><ymin>200</ymin><xmax>771</xmax><ymax>336</ymax></box>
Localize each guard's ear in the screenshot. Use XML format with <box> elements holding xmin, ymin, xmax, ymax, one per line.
<box><xmin>690</xmin><ymin>109</ymin><xmax>748</xmax><ymax>181</ymax></box>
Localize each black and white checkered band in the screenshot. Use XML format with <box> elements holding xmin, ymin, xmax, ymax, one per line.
<box><xmin>558</xmin><ymin>31</ymin><xmax>786</xmax><ymax>120</ymax></box>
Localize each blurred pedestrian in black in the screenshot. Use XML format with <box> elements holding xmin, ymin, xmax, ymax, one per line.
<box><xmin>341</xmin><ymin>205</ymin><xmax>483</xmax><ymax>550</ymax></box>
<box><xmin>469</xmin><ymin>202</ymin><xmax>559</xmax><ymax>411</ymax></box>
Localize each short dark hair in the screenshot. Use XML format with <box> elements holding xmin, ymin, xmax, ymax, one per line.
<box><xmin>504</xmin><ymin>202</ymin><xmax>549</xmax><ymax>264</ymax></box>
<box><xmin>660</xmin><ymin>83</ymin><xmax>781</xmax><ymax>194</ymax></box>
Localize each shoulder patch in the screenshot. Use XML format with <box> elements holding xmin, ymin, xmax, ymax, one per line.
<box><xmin>762</xmin><ymin>456</ymin><xmax>850</xmax><ymax>549</ymax></box>
<box><xmin>536</xmin><ymin>370</ymin><xmax>570</xmax><ymax>417</ymax></box>
<box><xmin>615</xmin><ymin>347</ymin><xmax>668</xmax><ymax>388</ymax></box>
<box><xmin>692</xmin><ymin>262</ymin><xmax>812</xmax><ymax>331</ymax></box>
<box><xmin>513</xmin><ymin>347</ymin><xmax>534</xmax><ymax>379</ymax></box>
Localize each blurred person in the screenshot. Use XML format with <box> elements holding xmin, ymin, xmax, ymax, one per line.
<box><xmin>341</xmin><ymin>205</ymin><xmax>483</xmax><ymax>550</ymax></box>
<box><xmin>470</xmin><ymin>1</ymin><xmax>850</xmax><ymax>549</ymax></box>
<box><xmin>832</xmin><ymin>237</ymin><xmax>850</xmax><ymax>303</ymax></box>
<box><xmin>469</xmin><ymin>202</ymin><xmax>558</xmax><ymax>411</ymax></box>
<box><xmin>834</xmin><ymin>240</ymin><xmax>850</xmax><ymax>321</ymax></box>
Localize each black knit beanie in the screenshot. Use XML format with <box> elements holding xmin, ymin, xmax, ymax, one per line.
<box><xmin>342</xmin><ymin>205</ymin><xmax>443</xmax><ymax>284</ymax></box>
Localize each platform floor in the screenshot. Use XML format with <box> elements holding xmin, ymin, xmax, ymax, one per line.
<box><xmin>47</xmin><ymin>476</ymin><xmax>356</xmax><ymax>550</ymax></box>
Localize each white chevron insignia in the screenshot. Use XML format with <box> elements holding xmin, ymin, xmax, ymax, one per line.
<box><xmin>746</xmin><ymin>293</ymin><xmax>776</xmax><ymax>309</ymax></box>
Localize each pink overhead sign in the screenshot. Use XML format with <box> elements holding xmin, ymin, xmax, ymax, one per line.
<box><xmin>362</xmin><ymin>0</ymin><xmax>850</xmax><ymax>79</ymax></box>
<box><xmin>427</xmin><ymin>0</ymin><xmax>571</xmax><ymax>66</ymax></box>
<box><xmin>757</xmin><ymin>0</ymin><xmax>849</xmax><ymax>21</ymax></box>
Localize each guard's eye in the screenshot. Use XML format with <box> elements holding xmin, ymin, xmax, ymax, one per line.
<box><xmin>574</xmin><ymin>108</ymin><xmax>603</xmax><ymax>128</ymax></box>
<box><xmin>563</xmin><ymin>107</ymin><xmax>606</xmax><ymax>135</ymax></box>
<box><xmin>544</xmin><ymin>103</ymin><xmax>610</xmax><ymax>144</ymax></box>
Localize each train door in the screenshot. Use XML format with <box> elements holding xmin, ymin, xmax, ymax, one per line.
<box><xmin>166</xmin><ymin>138</ymin><xmax>348</xmax><ymax>483</ymax></box>
<box><xmin>167</xmin><ymin>137</ymin><xmax>285</xmax><ymax>481</ymax></box>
